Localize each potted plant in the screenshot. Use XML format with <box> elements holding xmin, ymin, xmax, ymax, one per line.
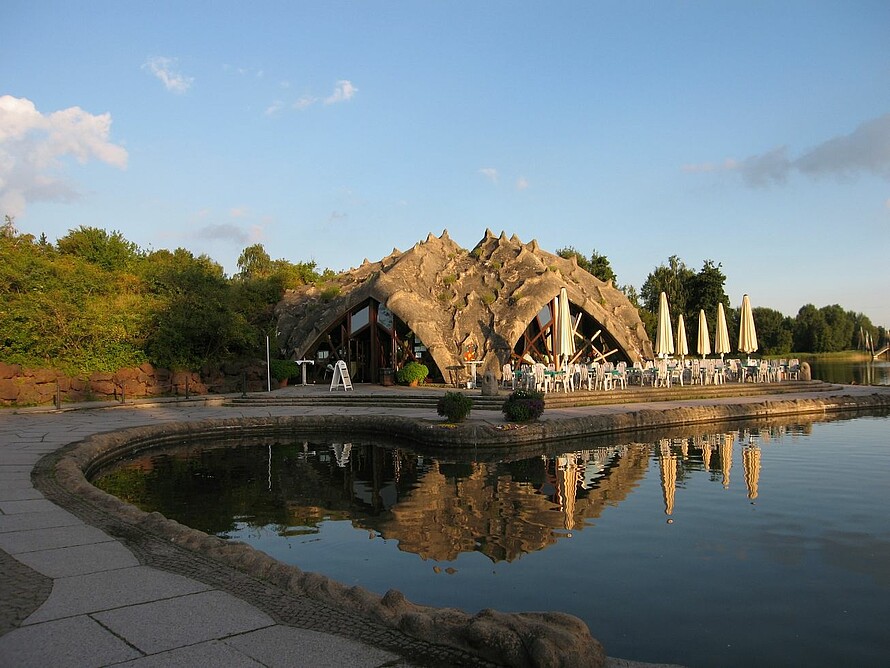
<box><xmin>270</xmin><ymin>359</ymin><xmax>300</xmax><ymax>387</ymax></box>
<box><xmin>437</xmin><ymin>391</ymin><xmax>473</xmax><ymax>422</ymax></box>
<box><xmin>396</xmin><ymin>361</ymin><xmax>429</xmax><ymax>386</ymax></box>
<box><xmin>502</xmin><ymin>389</ymin><xmax>545</xmax><ymax>422</ymax></box>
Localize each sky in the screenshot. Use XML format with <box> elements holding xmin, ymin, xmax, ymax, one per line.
<box><xmin>2</xmin><ymin>1</ymin><xmax>889</xmax><ymax>327</ymax></box>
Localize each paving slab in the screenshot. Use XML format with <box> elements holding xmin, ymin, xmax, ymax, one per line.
<box><xmin>114</xmin><ymin>639</ymin><xmax>265</xmax><ymax>667</ymax></box>
<box><xmin>25</xmin><ymin>565</ymin><xmax>212</xmax><ymax>623</ymax></box>
<box><xmin>0</xmin><ymin>523</ymin><xmax>113</xmax><ymax>554</ymax></box>
<box><xmin>225</xmin><ymin>624</ymin><xmax>408</xmax><ymax>667</ymax></box>
<box><xmin>0</xmin><ymin>487</ymin><xmax>44</xmax><ymax>502</ymax></box>
<box><xmin>0</xmin><ymin>498</ymin><xmax>61</xmax><ymax>514</ymax></box>
<box><xmin>0</xmin><ymin>508</ymin><xmax>83</xmax><ymax>533</ymax></box>
<box><xmin>12</xmin><ymin>539</ymin><xmax>140</xmax><ymax>578</ymax></box>
<box><xmin>0</xmin><ymin>614</ymin><xmax>143</xmax><ymax>667</ymax></box>
<box><xmin>92</xmin><ymin>589</ymin><xmax>275</xmax><ymax>654</ymax></box>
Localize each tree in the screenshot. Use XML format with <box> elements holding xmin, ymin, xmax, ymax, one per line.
<box><xmin>555</xmin><ymin>246</ymin><xmax>618</xmax><ymax>284</ymax></box>
<box><xmin>753</xmin><ymin>307</ymin><xmax>793</xmax><ymax>355</ymax></box>
<box><xmin>57</xmin><ymin>226</ymin><xmax>141</xmax><ymax>271</ymax></box>
<box><xmin>640</xmin><ymin>255</ymin><xmax>694</xmax><ymax>315</ymax></box>
<box><xmin>236</xmin><ymin>243</ymin><xmax>273</xmax><ymax>280</ymax></box>
<box><xmin>141</xmin><ymin>249</ymin><xmax>251</xmax><ymax>370</ymax></box>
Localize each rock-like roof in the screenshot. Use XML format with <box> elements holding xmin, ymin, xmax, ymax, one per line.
<box><xmin>275</xmin><ymin>230</ymin><xmax>653</xmax><ymax>375</ymax></box>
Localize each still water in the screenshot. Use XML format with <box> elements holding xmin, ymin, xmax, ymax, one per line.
<box><xmin>93</xmin><ymin>413</ymin><xmax>890</xmax><ymax>667</ymax></box>
<box><xmin>807</xmin><ymin>358</ymin><xmax>890</xmax><ymax>385</ymax></box>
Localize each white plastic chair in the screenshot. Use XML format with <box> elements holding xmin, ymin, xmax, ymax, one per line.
<box><xmin>502</xmin><ymin>363</ymin><xmax>515</xmax><ymax>389</ymax></box>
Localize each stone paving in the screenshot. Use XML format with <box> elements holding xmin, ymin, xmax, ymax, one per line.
<box><xmin>2</xmin><ymin>384</ymin><xmax>888</xmax><ymax>667</ymax></box>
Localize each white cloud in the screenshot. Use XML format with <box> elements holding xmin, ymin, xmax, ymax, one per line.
<box><xmin>143</xmin><ymin>56</ymin><xmax>193</xmax><ymax>93</ymax></box>
<box><xmin>515</xmin><ymin>176</ymin><xmax>529</xmax><ymax>191</ymax></box>
<box><xmin>324</xmin><ymin>80</ymin><xmax>357</xmax><ymax>105</ymax></box>
<box><xmin>229</xmin><ymin>206</ymin><xmax>249</xmax><ymax>218</ymax></box>
<box><xmin>293</xmin><ymin>94</ymin><xmax>317</xmax><ymax>111</ymax></box>
<box><xmin>478</xmin><ymin>167</ymin><xmax>498</xmax><ymax>183</ymax></box>
<box><xmin>0</xmin><ymin>95</ymin><xmax>128</xmax><ymax>216</ymax></box>
<box><xmin>264</xmin><ymin>100</ymin><xmax>285</xmax><ymax>117</ymax></box>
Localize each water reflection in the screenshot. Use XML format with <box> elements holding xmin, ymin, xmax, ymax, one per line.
<box><xmin>94</xmin><ymin>420</ymin><xmax>827</xmax><ymax>564</ymax></box>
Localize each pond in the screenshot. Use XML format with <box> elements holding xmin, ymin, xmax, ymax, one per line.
<box><xmin>92</xmin><ymin>412</ymin><xmax>890</xmax><ymax>668</ymax></box>
<box><xmin>806</xmin><ymin>358</ymin><xmax>890</xmax><ymax>386</ymax></box>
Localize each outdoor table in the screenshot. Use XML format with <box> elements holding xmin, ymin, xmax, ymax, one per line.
<box><xmin>294</xmin><ymin>359</ymin><xmax>315</xmax><ymax>385</ymax></box>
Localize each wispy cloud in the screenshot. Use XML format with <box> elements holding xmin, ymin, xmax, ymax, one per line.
<box><xmin>515</xmin><ymin>176</ymin><xmax>529</xmax><ymax>191</ymax></box>
<box><xmin>264</xmin><ymin>100</ymin><xmax>285</xmax><ymax>117</ymax></box>
<box><xmin>327</xmin><ymin>211</ymin><xmax>348</xmax><ymax>224</ymax></box>
<box><xmin>293</xmin><ymin>94</ymin><xmax>317</xmax><ymax>111</ymax></box>
<box><xmin>324</xmin><ymin>80</ymin><xmax>358</xmax><ymax>105</ymax></box>
<box><xmin>143</xmin><ymin>56</ymin><xmax>193</xmax><ymax>93</ymax></box>
<box><xmin>0</xmin><ymin>95</ymin><xmax>128</xmax><ymax>216</ymax></box>
<box><xmin>686</xmin><ymin>112</ymin><xmax>890</xmax><ymax>188</ymax></box>
<box><xmin>478</xmin><ymin>167</ymin><xmax>498</xmax><ymax>183</ymax></box>
<box><xmin>193</xmin><ymin>221</ymin><xmax>264</xmax><ymax>245</ymax></box>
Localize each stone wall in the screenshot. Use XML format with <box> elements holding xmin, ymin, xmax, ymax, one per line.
<box><xmin>0</xmin><ymin>361</ymin><xmax>270</xmax><ymax>407</ymax></box>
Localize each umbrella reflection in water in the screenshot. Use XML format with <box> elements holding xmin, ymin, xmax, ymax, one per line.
<box><xmin>659</xmin><ymin>440</ymin><xmax>677</xmax><ymax>518</ymax></box>
<box><xmin>743</xmin><ymin>445</ymin><xmax>761</xmax><ymax>500</ymax></box>
<box><xmin>720</xmin><ymin>432</ymin><xmax>734</xmax><ymax>489</ymax></box>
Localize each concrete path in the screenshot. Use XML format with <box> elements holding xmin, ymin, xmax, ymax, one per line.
<box><xmin>2</xmin><ymin>384</ymin><xmax>887</xmax><ymax>667</ymax></box>
<box><xmin>0</xmin><ymin>400</ymin><xmax>438</xmax><ymax>668</ymax></box>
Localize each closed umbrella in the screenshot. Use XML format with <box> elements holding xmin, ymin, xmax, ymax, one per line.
<box><xmin>715</xmin><ymin>303</ymin><xmax>731</xmax><ymax>360</ymax></box>
<box><xmin>655</xmin><ymin>292</ymin><xmax>674</xmax><ymax>358</ymax></box>
<box><xmin>738</xmin><ymin>294</ymin><xmax>758</xmax><ymax>359</ymax></box>
<box><xmin>697</xmin><ymin>309</ymin><xmax>711</xmax><ymax>359</ymax></box>
<box><xmin>556</xmin><ymin>287</ymin><xmax>575</xmax><ymax>365</ymax></box>
<box><xmin>676</xmin><ymin>314</ymin><xmax>689</xmax><ymax>361</ymax></box>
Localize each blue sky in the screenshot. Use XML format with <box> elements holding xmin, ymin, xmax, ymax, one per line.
<box><xmin>3</xmin><ymin>1</ymin><xmax>889</xmax><ymax>326</ymax></box>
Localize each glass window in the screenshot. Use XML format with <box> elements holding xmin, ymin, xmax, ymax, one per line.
<box><xmin>350</xmin><ymin>305</ymin><xmax>370</xmax><ymax>333</ymax></box>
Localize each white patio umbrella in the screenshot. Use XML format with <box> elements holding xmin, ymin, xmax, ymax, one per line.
<box><xmin>738</xmin><ymin>294</ymin><xmax>758</xmax><ymax>359</ymax></box>
<box><xmin>697</xmin><ymin>309</ymin><xmax>711</xmax><ymax>359</ymax></box>
<box><xmin>676</xmin><ymin>314</ymin><xmax>689</xmax><ymax>361</ymax></box>
<box><xmin>556</xmin><ymin>287</ymin><xmax>575</xmax><ymax>365</ymax></box>
<box><xmin>715</xmin><ymin>302</ymin><xmax>731</xmax><ymax>360</ymax></box>
<box><xmin>655</xmin><ymin>291</ymin><xmax>674</xmax><ymax>358</ymax></box>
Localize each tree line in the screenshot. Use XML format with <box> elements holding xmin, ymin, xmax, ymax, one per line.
<box><xmin>0</xmin><ymin>218</ymin><xmax>884</xmax><ymax>377</ymax></box>
<box><xmin>0</xmin><ymin>217</ymin><xmax>328</xmax><ymax>374</ymax></box>
<box><xmin>557</xmin><ymin>247</ymin><xmax>886</xmax><ymax>356</ymax></box>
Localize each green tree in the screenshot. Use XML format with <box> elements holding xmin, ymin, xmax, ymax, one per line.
<box><xmin>752</xmin><ymin>307</ymin><xmax>793</xmax><ymax>355</ymax></box>
<box><xmin>236</xmin><ymin>243</ymin><xmax>273</xmax><ymax>279</ymax></box>
<box><xmin>57</xmin><ymin>226</ymin><xmax>141</xmax><ymax>271</ymax></box>
<box><xmin>140</xmin><ymin>249</ymin><xmax>251</xmax><ymax>370</ymax></box>
<box><xmin>555</xmin><ymin>246</ymin><xmax>618</xmax><ymax>284</ymax></box>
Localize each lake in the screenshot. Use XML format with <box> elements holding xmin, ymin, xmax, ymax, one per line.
<box><xmin>806</xmin><ymin>357</ymin><xmax>890</xmax><ymax>385</ymax></box>
<box><xmin>93</xmin><ymin>411</ymin><xmax>890</xmax><ymax>667</ymax></box>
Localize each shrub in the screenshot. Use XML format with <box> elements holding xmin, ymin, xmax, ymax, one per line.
<box><xmin>437</xmin><ymin>391</ymin><xmax>473</xmax><ymax>422</ymax></box>
<box><xmin>396</xmin><ymin>361</ymin><xmax>429</xmax><ymax>385</ymax></box>
<box><xmin>502</xmin><ymin>389</ymin><xmax>545</xmax><ymax>422</ymax></box>
<box><xmin>270</xmin><ymin>359</ymin><xmax>300</xmax><ymax>382</ymax></box>
<box><xmin>320</xmin><ymin>284</ymin><xmax>341</xmax><ymax>301</ymax></box>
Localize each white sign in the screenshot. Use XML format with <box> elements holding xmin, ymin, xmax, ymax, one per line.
<box><xmin>329</xmin><ymin>360</ymin><xmax>354</xmax><ymax>391</ymax></box>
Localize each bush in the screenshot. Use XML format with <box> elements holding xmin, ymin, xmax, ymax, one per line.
<box><xmin>437</xmin><ymin>391</ymin><xmax>473</xmax><ymax>422</ymax></box>
<box><xmin>502</xmin><ymin>389</ymin><xmax>545</xmax><ymax>422</ymax></box>
<box><xmin>396</xmin><ymin>361</ymin><xmax>429</xmax><ymax>385</ymax></box>
<box><xmin>270</xmin><ymin>359</ymin><xmax>300</xmax><ymax>382</ymax></box>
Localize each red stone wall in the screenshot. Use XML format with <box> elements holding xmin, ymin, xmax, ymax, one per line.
<box><xmin>0</xmin><ymin>361</ymin><xmax>269</xmax><ymax>407</ymax></box>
